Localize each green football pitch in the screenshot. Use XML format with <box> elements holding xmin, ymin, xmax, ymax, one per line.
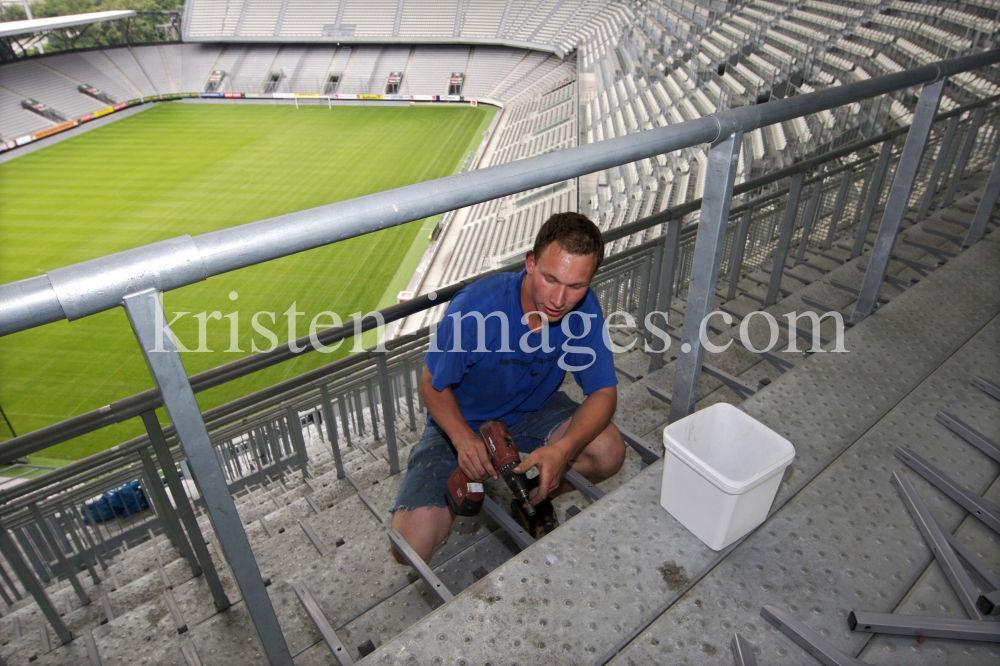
<box><xmin>0</xmin><ymin>101</ymin><xmax>495</xmax><ymax>460</ymax></box>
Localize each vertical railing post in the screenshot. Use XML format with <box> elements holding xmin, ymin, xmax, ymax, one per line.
<box><xmin>643</xmin><ymin>234</ymin><xmax>665</xmax><ymax>329</ymax></box>
<box><xmin>141</xmin><ymin>416</ymin><xmax>230</xmax><ymax>612</ymax></box>
<box><xmin>376</xmin><ymin>354</ymin><xmax>401</xmax><ymax>474</ymax></box>
<box><xmin>27</xmin><ymin>503</ymin><xmax>89</xmax><ymax>606</ymax></box>
<box><xmin>138</xmin><ymin>445</ymin><xmax>200</xmax><ymax>576</ymax></box>
<box><xmin>854</xmin><ymin>79</ymin><xmax>946</xmax><ymax>323</ymax></box>
<box><xmin>794</xmin><ymin>177</ymin><xmax>824</xmax><ymax>266</ymax></box>
<box><xmin>916</xmin><ymin>115</ymin><xmax>960</xmax><ymax>221</ymax></box>
<box><xmin>823</xmin><ymin>170</ymin><xmax>853</xmax><ymax>250</ymax></box>
<box><xmin>941</xmin><ymin>106</ymin><xmax>985</xmax><ymax>208</ymax></box>
<box><xmin>14</xmin><ymin>527</ymin><xmax>50</xmax><ymax>584</ymax></box>
<box><xmin>337</xmin><ymin>394</ymin><xmax>353</xmax><ymax>448</ymax></box>
<box><xmin>319</xmin><ymin>385</ymin><xmax>346</xmax><ymax>479</ymax></box>
<box><xmin>123</xmin><ymin>290</ymin><xmax>288</xmax><ymax>665</ymax></box>
<box><xmin>726</xmin><ymin>207</ymin><xmax>753</xmax><ymax>302</ymax></box>
<box><xmin>0</xmin><ymin>519</ymin><xmax>71</xmax><ymax>645</ymax></box>
<box><xmin>647</xmin><ymin>219</ymin><xmax>681</xmax><ymax>372</ymax></box>
<box><xmin>0</xmin><ymin>558</ymin><xmax>21</xmax><ymax>601</ymax></box>
<box><xmin>402</xmin><ymin>357</ymin><xmax>417</xmax><ymax>432</ymax></box>
<box><xmin>851</xmin><ymin>138</ymin><xmax>895</xmax><ymax>259</ymax></box>
<box><xmin>284</xmin><ymin>405</ymin><xmax>309</xmax><ymax>480</ymax></box>
<box><xmin>764</xmin><ymin>171</ymin><xmax>805</xmax><ymax>308</ymax></box>
<box><xmin>669</xmin><ymin>131</ymin><xmax>743</xmax><ymax>422</ymax></box>
<box><xmin>964</xmin><ymin>146</ymin><xmax>1000</xmax><ymax>247</ymax></box>
<box><xmin>637</xmin><ymin>252</ymin><xmax>652</xmax><ymax>325</ymax></box>
<box><xmin>51</xmin><ymin>505</ymin><xmax>99</xmax><ymax>586</ymax></box>
<box><xmin>365</xmin><ymin>380</ymin><xmax>379</xmax><ymax>441</ymax></box>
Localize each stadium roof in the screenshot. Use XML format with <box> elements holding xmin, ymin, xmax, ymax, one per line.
<box><xmin>0</xmin><ymin>10</ymin><xmax>136</xmax><ymax>38</ymax></box>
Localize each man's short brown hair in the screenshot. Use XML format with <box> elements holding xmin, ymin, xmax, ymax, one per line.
<box><xmin>531</xmin><ymin>212</ymin><xmax>605</xmax><ymax>272</ymax></box>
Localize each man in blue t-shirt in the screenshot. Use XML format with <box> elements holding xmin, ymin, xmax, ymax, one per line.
<box><xmin>390</xmin><ymin>212</ymin><xmax>625</xmax><ymax>563</ymax></box>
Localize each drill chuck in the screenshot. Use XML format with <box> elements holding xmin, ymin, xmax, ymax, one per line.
<box><xmin>497</xmin><ymin>462</ymin><xmax>535</xmax><ymax>517</ymax></box>
<box><xmin>480</xmin><ymin>420</ymin><xmax>537</xmax><ymax>517</ymax></box>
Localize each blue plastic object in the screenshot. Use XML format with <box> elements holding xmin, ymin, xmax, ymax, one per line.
<box><xmin>85</xmin><ymin>480</ymin><xmax>150</xmax><ymax>523</ymax></box>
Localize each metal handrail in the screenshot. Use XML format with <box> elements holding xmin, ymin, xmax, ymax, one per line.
<box><xmin>1</xmin><ymin>61</ymin><xmax>1000</xmax><ymax>466</ymax></box>
<box><xmin>1</xmin><ymin>50</ymin><xmax>998</xmax><ymax>338</ymax></box>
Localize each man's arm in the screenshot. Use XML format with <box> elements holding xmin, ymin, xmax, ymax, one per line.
<box><xmin>420</xmin><ymin>366</ymin><xmax>497</xmax><ymax>482</ymax></box>
<box><xmin>514</xmin><ymin>385</ymin><xmax>617</xmax><ymax>504</ymax></box>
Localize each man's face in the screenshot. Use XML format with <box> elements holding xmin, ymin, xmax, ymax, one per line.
<box><xmin>522</xmin><ymin>242</ymin><xmax>598</xmax><ymax>324</ymax></box>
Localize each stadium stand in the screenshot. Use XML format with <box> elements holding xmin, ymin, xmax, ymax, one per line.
<box><xmin>182</xmin><ymin>0</ymin><xmax>613</xmax><ymax>56</ymax></box>
<box><xmin>2</xmin><ymin>1</ymin><xmax>1000</xmax><ymax>664</ymax></box>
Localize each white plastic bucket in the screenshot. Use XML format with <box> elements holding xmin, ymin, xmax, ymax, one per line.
<box><xmin>660</xmin><ymin>403</ymin><xmax>795</xmax><ymax>550</ymax></box>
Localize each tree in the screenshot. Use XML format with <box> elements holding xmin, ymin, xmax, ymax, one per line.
<box><xmin>0</xmin><ymin>0</ymin><xmax>182</xmax><ymax>55</ymax></box>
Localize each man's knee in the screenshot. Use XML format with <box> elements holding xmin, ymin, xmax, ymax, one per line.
<box><xmin>388</xmin><ymin>505</ymin><xmax>453</xmax><ymax>564</ymax></box>
<box><xmin>586</xmin><ymin>423</ymin><xmax>626</xmax><ymax>477</ymax></box>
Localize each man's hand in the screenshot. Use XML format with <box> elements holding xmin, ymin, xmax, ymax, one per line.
<box><xmin>454</xmin><ymin>435</ymin><xmax>497</xmax><ymax>482</ymax></box>
<box><xmin>514</xmin><ymin>444</ymin><xmax>571</xmax><ymax>505</ymax></box>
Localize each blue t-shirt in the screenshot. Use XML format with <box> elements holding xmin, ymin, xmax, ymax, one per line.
<box><xmin>425</xmin><ymin>269</ymin><xmax>617</xmax><ymax>430</ymax></box>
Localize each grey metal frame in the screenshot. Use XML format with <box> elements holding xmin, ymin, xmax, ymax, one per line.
<box><xmin>760</xmin><ymin>604</ymin><xmax>867</xmax><ymax>666</ymax></box>
<box><xmin>854</xmin><ymin>79</ymin><xmax>946</xmax><ymax>323</ymax></box>
<box><xmin>123</xmin><ymin>290</ymin><xmax>287</xmax><ymax>664</ymax></box>
<box><xmin>848</xmin><ymin>611</ymin><xmax>1000</xmax><ymax>642</ymax></box>
<box><xmin>895</xmin><ymin>447</ymin><xmax>1000</xmax><ymax>535</ymax></box>
<box><xmin>731</xmin><ymin>633</ymin><xmax>758</xmax><ymax>666</ymax></box>
<box><xmin>668</xmin><ymin>130</ymin><xmax>743</xmax><ymax>422</ymax></box>
<box><xmin>890</xmin><ymin>471</ymin><xmax>988</xmax><ymax>621</ymax></box>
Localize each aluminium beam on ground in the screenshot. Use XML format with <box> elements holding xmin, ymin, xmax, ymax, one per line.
<box><xmin>900</xmin><ymin>237</ymin><xmax>956</xmax><ymax>260</ymax></box>
<box><xmin>345</xmin><ymin>474</ymin><xmax>387</xmax><ymax>523</ymax></box>
<box><xmin>388</xmin><ymin>529</ymin><xmax>454</xmax><ymax>604</ymax></box>
<box><xmin>890</xmin><ymin>471</ymin><xmax>988</xmax><ymax>620</ymax></box>
<box><xmin>617</xmin><ymin>425</ymin><xmax>661</xmax><ymax>465</ymax></box>
<box><xmin>964</xmin><ymin>142</ymin><xmax>1000</xmax><ymax>246</ymax></box>
<box><xmin>935</xmin><ymin>411</ymin><xmax>1000</xmax><ymax>463</ymax></box>
<box><xmin>979</xmin><ymin>589</ymin><xmax>1000</xmax><ymax>616</ymax></box>
<box><xmin>731</xmin><ymin>633</ymin><xmax>758</xmax><ymax>666</ymax></box>
<box><xmin>123</xmin><ymin>290</ymin><xmax>291</xmax><ymax>666</ymax></box>
<box><xmin>894</xmin><ymin>447</ymin><xmax>1000</xmax><ymax>535</ymax></box>
<box><xmin>942</xmin><ymin>528</ymin><xmax>1000</xmax><ymax>592</ymax></box>
<box><xmin>669</xmin><ymin>130</ymin><xmax>744</xmax><ymax>422</ymax></box>
<box><xmin>482</xmin><ymin>496</ymin><xmax>535</xmax><ymax>551</ymax></box>
<box><xmin>761</xmin><ymin>604</ymin><xmax>868</xmax><ymax>666</ymax></box>
<box><xmin>972</xmin><ymin>374</ymin><xmax>1000</xmax><ymax>401</ymax></box>
<box><xmin>291</xmin><ymin>580</ymin><xmax>355</xmax><ymax>665</ymax></box>
<box><xmin>563</xmin><ymin>467</ymin><xmax>605</xmax><ymax>503</ymax></box>
<box><xmin>854</xmin><ymin>79</ymin><xmax>946</xmax><ymax>323</ymax></box>
<box><xmin>848</xmin><ymin>611</ymin><xmax>1000</xmax><ymax>642</ymax></box>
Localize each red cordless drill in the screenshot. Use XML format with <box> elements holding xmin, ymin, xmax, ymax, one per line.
<box><xmin>446</xmin><ymin>420</ymin><xmax>536</xmax><ymax>517</ymax></box>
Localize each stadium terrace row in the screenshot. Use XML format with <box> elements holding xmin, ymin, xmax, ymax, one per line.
<box><xmin>183</xmin><ymin>0</ymin><xmax>614</xmax><ymax>56</ymax></box>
